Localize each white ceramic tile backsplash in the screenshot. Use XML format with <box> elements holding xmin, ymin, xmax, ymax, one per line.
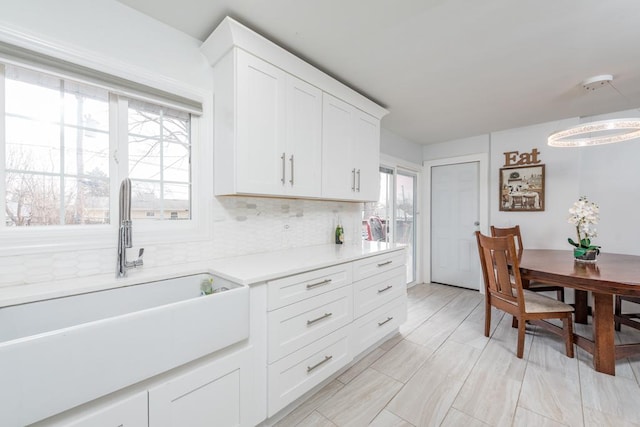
<box><xmin>0</xmin><ymin>196</ymin><xmax>363</xmax><ymax>289</ymax></box>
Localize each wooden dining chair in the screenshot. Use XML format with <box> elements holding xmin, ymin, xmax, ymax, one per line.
<box><xmin>614</xmin><ymin>295</ymin><xmax>640</xmax><ymax>331</ymax></box>
<box><xmin>491</xmin><ymin>225</ymin><xmax>565</xmax><ymax>302</ymax></box>
<box><xmin>476</xmin><ymin>231</ymin><xmax>575</xmax><ymax>358</ymax></box>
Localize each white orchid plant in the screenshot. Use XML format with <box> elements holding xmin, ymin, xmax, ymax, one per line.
<box><xmin>567</xmin><ymin>196</ymin><xmax>600</xmax><ymax>256</ymax></box>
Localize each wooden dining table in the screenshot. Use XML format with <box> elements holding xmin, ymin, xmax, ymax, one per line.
<box><xmin>518</xmin><ymin>249</ymin><xmax>640</xmax><ymax>376</ymax></box>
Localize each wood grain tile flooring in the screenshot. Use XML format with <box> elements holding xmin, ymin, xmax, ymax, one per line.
<box><xmin>275</xmin><ymin>283</ymin><xmax>640</xmax><ymax>427</ymax></box>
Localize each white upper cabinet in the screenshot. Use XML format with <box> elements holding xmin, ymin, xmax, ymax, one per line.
<box><xmin>214</xmin><ymin>49</ymin><xmax>322</xmax><ymax>197</ymax></box>
<box><xmin>322</xmin><ymin>93</ymin><xmax>380</xmax><ymax>201</ymax></box>
<box><xmin>203</xmin><ymin>17</ymin><xmax>387</xmax><ymax>201</ymax></box>
<box><xmin>285</xmin><ymin>75</ymin><xmax>322</xmax><ymax>197</ymax></box>
<box><xmin>353</xmin><ymin>109</ymin><xmax>381</xmax><ymax>201</ymax></box>
<box><xmin>235</xmin><ymin>50</ymin><xmax>287</xmax><ymax>195</ymax></box>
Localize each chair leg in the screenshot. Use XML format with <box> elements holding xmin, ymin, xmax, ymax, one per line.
<box><xmin>516</xmin><ymin>318</ymin><xmax>526</xmax><ymax>358</ymax></box>
<box><xmin>563</xmin><ymin>316</ymin><xmax>574</xmax><ymax>358</ymax></box>
<box><xmin>557</xmin><ymin>288</ymin><xmax>565</xmax><ymax>302</ymax></box>
<box><xmin>484</xmin><ymin>299</ymin><xmax>491</xmax><ymax>337</ymax></box>
<box><xmin>615</xmin><ymin>295</ymin><xmax>622</xmax><ymax>332</ymax></box>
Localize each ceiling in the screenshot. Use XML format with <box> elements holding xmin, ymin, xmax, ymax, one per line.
<box><xmin>116</xmin><ymin>0</ymin><xmax>640</xmax><ymax>145</ymax></box>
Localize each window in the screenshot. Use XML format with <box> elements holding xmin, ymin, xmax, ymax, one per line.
<box><xmin>1</xmin><ymin>63</ymin><xmax>195</xmax><ymax>231</ymax></box>
<box><xmin>4</xmin><ymin>65</ymin><xmax>110</xmax><ymax>226</ymax></box>
<box><xmin>128</xmin><ymin>100</ymin><xmax>191</xmax><ymax>221</ymax></box>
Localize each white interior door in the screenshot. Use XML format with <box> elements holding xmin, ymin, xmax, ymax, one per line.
<box><xmin>430</xmin><ymin>161</ymin><xmax>480</xmax><ymax>289</ymax></box>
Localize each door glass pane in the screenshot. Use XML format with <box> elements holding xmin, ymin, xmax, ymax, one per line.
<box><xmin>396</xmin><ymin>171</ymin><xmax>417</xmax><ymax>283</ymax></box>
<box><xmin>363</xmin><ymin>167</ymin><xmax>393</xmax><ymax>242</ymax></box>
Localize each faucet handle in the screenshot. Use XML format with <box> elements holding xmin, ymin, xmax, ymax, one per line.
<box><xmin>134</xmin><ymin>248</ymin><xmax>144</xmax><ymax>267</ymax></box>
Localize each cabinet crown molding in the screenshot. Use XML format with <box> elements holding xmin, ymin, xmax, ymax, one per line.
<box><xmin>201</xmin><ymin>16</ymin><xmax>388</xmax><ymax>120</ymax></box>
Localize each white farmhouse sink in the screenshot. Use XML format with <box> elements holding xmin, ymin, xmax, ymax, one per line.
<box><xmin>0</xmin><ymin>273</ymin><xmax>249</xmax><ymax>427</ymax></box>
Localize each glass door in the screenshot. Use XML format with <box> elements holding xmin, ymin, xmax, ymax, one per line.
<box><xmin>396</xmin><ymin>170</ymin><xmax>417</xmax><ymax>283</ymax></box>
<box><xmin>362</xmin><ymin>166</ymin><xmax>393</xmax><ymax>242</ymax></box>
<box><xmin>363</xmin><ymin>166</ymin><xmax>418</xmax><ymax>284</ymax></box>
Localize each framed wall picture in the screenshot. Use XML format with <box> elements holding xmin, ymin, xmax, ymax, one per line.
<box><xmin>499</xmin><ymin>164</ymin><xmax>545</xmax><ymax>211</ymax></box>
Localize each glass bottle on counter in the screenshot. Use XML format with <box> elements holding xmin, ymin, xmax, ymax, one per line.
<box><xmin>335</xmin><ymin>222</ymin><xmax>344</xmax><ymax>244</ymax></box>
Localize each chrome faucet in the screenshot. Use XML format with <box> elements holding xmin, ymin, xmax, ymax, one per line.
<box><xmin>117</xmin><ymin>178</ymin><xmax>144</xmax><ymax>277</ymax></box>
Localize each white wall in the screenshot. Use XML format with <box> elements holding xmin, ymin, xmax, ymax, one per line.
<box><xmin>423</xmin><ymin>134</ymin><xmax>490</xmax><ymax>160</ymax></box>
<box><xmin>490</xmin><ymin>118</ymin><xmax>581</xmax><ymax>249</ymax></box>
<box><xmin>0</xmin><ymin>1</ymin><xmax>365</xmax><ymax>289</ymax></box>
<box><xmin>380</xmin><ymin>127</ymin><xmax>423</xmax><ymax>166</ymax></box>
<box><xmin>424</xmin><ymin>112</ymin><xmax>640</xmax><ymax>255</ymax></box>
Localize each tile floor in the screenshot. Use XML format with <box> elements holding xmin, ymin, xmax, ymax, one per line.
<box><xmin>275</xmin><ymin>283</ymin><xmax>640</xmax><ymax>427</ymax></box>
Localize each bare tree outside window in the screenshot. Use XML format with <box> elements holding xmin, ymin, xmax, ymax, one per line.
<box><xmin>128</xmin><ymin>100</ymin><xmax>191</xmax><ymax>221</ymax></box>
<box><xmin>4</xmin><ymin>65</ymin><xmax>110</xmax><ymax>226</ymax></box>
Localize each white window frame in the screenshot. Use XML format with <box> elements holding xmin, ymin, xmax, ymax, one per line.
<box><xmin>0</xmin><ymin>50</ymin><xmax>211</xmax><ymax>257</ymax></box>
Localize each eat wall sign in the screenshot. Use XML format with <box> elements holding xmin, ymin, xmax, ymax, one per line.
<box><xmin>503</xmin><ymin>148</ymin><xmax>541</xmax><ymax>167</ymax></box>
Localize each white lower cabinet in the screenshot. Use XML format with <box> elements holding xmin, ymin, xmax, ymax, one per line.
<box><xmin>267</xmin><ymin>325</ymin><xmax>351</xmax><ymax>416</ymax></box>
<box><xmin>59</xmin><ymin>392</ymin><xmax>148</xmax><ymax>427</ymax></box>
<box><xmin>265</xmin><ymin>248</ymin><xmax>407</xmax><ymax>418</ymax></box>
<box><xmin>352</xmin><ymin>295</ymin><xmax>408</xmax><ymax>356</ymax></box>
<box><xmin>149</xmin><ymin>347</ymin><xmax>252</xmax><ymax>427</ymax></box>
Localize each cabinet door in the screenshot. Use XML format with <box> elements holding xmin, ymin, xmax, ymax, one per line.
<box><xmin>236</xmin><ymin>50</ymin><xmax>287</xmax><ymax>195</ymax></box>
<box><xmin>352</xmin><ymin>109</ymin><xmax>381</xmax><ymax>201</ymax></box>
<box><xmin>57</xmin><ymin>392</ymin><xmax>148</xmax><ymax>427</ymax></box>
<box><xmin>149</xmin><ymin>349</ymin><xmax>251</xmax><ymax>427</ymax></box>
<box><xmin>321</xmin><ymin>93</ymin><xmax>356</xmax><ymax>200</ymax></box>
<box><xmin>285</xmin><ymin>75</ymin><xmax>322</xmax><ymax>197</ymax></box>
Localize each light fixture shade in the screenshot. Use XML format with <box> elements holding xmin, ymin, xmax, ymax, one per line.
<box><xmin>548</xmin><ymin>118</ymin><xmax>640</xmax><ymax>147</ymax></box>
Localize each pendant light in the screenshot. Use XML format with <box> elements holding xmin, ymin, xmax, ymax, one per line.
<box><xmin>548</xmin><ymin>75</ymin><xmax>640</xmax><ymax>147</ymax></box>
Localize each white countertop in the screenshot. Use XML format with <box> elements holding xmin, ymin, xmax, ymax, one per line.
<box><xmin>0</xmin><ymin>242</ymin><xmax>404</xmax><ymax>307</ymax></box>
<box><xmin>211</xmin><ymin>241</ymin><xmax>404</xmax><ymax>285</ymax></box>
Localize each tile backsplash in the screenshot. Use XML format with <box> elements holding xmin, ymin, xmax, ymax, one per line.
<box><xmin>210</xmin><ymin>196</ymin><xmax>362</xmax><ymax>258</ymax></box>
<box><xmin>0</xmin><ymin>196</ymin><xmax>363</xmax><ymax>288</ymax></box>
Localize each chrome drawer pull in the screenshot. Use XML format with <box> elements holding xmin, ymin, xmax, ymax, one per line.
<box><xmin>378</xmin><ymin>316</ymin><xmax>394</xmax><ymax>326</ymax></box>
<box><xmin>306</xmin><ymin>279</ymin><xmax>332</xmax><ymax>289</ymax></box>
<box><xmin>281</xmin><ymin>152</ymin><xmax>286</xmax><ymax>185</ymax></box>
<box><xmin>377</xmin><ymin>260</ymin><xmax>393</xmax><ymax>267</ymax></box>
<box><xmin>377</xmin><ymin>285</ymin><xmax>393</xmax><ymax>294</ymax></box>
<box><xmin>307</xmin><ymin>312</ymin><xmax>333</xmax><ymax>325</ymax></box>
<box><xmin>307</xmin><ymin>355</ymin><xmax>333</xmax><ymax>373</ymax></box>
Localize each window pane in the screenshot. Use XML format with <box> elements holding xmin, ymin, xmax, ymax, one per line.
<box><xmin>128</xmin><ymin>100</ymin><xmax>191</xmax><ymax>221</ymax></box>
<box><xmin>396</xmin><ymin>172</ymin><xmax>416</xmax><ymax>283</ymax></box>
<box><xmin>4</xmin><ymin>64</ymin><xmax>111</xmax><ymax>227</ymax></box>
<box><xmin>164</xmin><ymin>183</ymin><xmax>190</xmax><ymax>220</ymax></box>
<box><xmin>5</xmin><ymin>66</ymin><xmax>60</xmax><ymax>123</ymax></box>
<box><xmin>64</xmin><ymin>127</ymin><xmax>109</xmax><ymax>176</ymax></box>
<box><xmin>63</xmin><ymin>81</ymin><xmax>109</xmax><ymax>130</ymax></box>
<box><xmin>5</xmin><ymin>173</ymin><xmax>61</xmax><ymax>226</ymax></box>
<box><xmin>6</xmin><ymin>116</ymin><xmax>61</xmax><ymax>174</ymax></box>
<box><xmin>64</xmin><ymin>177</ymin><xmax>109</xmax><ymax>225</ymax></box>
<box><xmin>130</xmin><ymin>180</ymin><xmax>160</xmax><ymax>219</ymax></box>
<box><xmin>163</xmin><ymin>140</ymin><xmax>189</xmax><ymax>182</ymax></box>
<box><xmin>362</xmin><ymin>168</ymin><xmax>393</xmax><ymax>242</ymax></box>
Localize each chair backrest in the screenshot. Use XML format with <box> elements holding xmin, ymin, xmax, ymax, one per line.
<box><xmin>490</xmin><ymin>225</ymin><xmax>524</xmax><ymax>254</ymax></box>
<box><xmin>369</xmin><ymin>216</ymin><xmax>385</xmax><ymax>241</ymax></box>
<box><xmin>475</xmin><ymin>231</ymin><xmax>525</xmax><ymax>313</ymax></box>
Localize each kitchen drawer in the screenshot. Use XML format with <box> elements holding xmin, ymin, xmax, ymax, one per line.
<box><xmin>267</xmin><ymin>263</ymin><xmax>352</xmax><ymax>310</ymax></box>
<box><xmin>354</xmin><ymin>266</ymin><xmax>406</xmax><ymax>318</ymax></box>
<box><xmin>352</xmin><ymin>250</ymin><xmax>405</xmax><ymax>282</ymax></box>
<box><xmin>267</xmin><ymin>325</ymin><xmax>351</xmax><ymax>416</ymax></box>
<box><xmin>43</xmin><ymin>392</ymin><xmax>147</xmax><ymax>427</ymax></box>
<box><xmin>352</xmin><ymin>295</ymin><xmax>407</xmax><ymax>355</ymax></box>
<box><xmin>268</xmin><ymin>286</ymin><xmax>352</xmax><ymax>363</ymax></box>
